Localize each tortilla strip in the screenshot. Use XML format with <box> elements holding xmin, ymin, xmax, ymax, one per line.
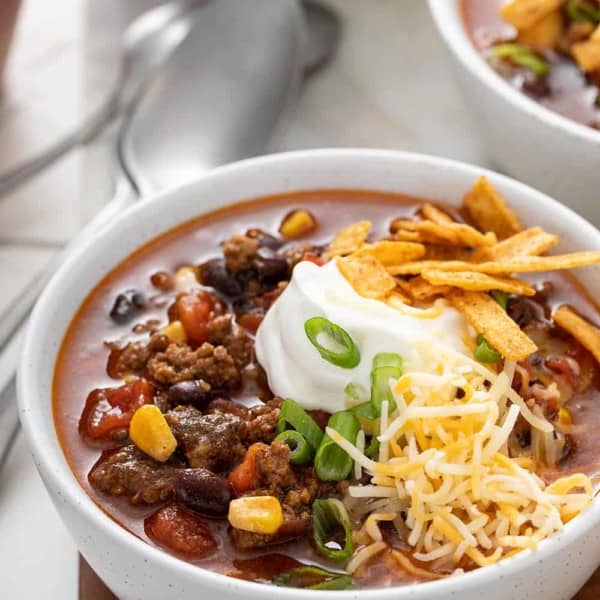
<box><xmin>553</xmin><ymin>306</ymin><xmax>600</xmax><ymax>364</ymax></box>
<box><xmin>353</xmin><ymin>241</ymin><xmax>425</xmax><ymax>265</ymax></box>
<box><xmin>422</xmin><ymin>270</ymin><xmax>536</xmax><ymax>296</ymax></box>
<box><xmin>421</xmin><ymin>203</ymin><xmax>454</xmax><ymax>225</ymax></box>
<box><xmin>500</xmin><ymin>0</ymin><xmax>564</xmax><ymax>31</ymax></box>
<box><xmin>572</xmin><ymin>33</ymin><xmax>600</xmax><ymax>73</ymax></box>
<box><xmin>325</xmin><ymin>220</ymin><xmax>371</xmax><ymax>259</ymax></box>
<box><xmin>391</xmin><ymin>219</ymin><xmax>496</xmax><ymax>248</ymax></box>
<box><xmin>387</xmin><ymin>251</ymin><xmax>600</xmax><ymax>276</ymax></box>
<box><xmin>450</xmin><ymin>290</ymin><xmax>538</xmax><ymax>361</ymax></box>
<box><xmin>472</xmin><ymin>227</ymin><xmax>558</xmax><ymax>262</ymax></box>
<box><xmin>463</xmin><ymin>176</ymin><xmax>523</xmax><ymax>240</ymax></box>
<box><xmin>396</xmin><ymin>276</ymin><xmax>453</xmax><ymax>302</ymax></box>
<box><xmin>337</xmin><ymin>255</ymin><xmax>396</xmax><ymax>299</ymax></box>
<box><xmin>423</xmin><ymin>244</ymin><xmax>474</xmax><ymax>262</ymax></box>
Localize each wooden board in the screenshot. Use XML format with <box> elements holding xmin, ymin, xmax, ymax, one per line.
<box><xmin>79</xmin><ymin>556</ymin><xmax>599</xmax><ymax>599</ymax></box>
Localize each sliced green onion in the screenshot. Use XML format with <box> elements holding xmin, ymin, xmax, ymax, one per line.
<box><xmin>312</xmin><ymin>498</ymin><xmax>353</xmax><ymax>561</ymax></box>
<box><xmin>275</xmin><ymin>430</ymin><xmax>313</xmax><ymax>465</ymax></box>
<box><xmin>276</xmin><ymin>398</ymin><xmax>324</xmax><ymax>451</ymax></box>
<box><xmin>344</xmin><ymin>381</ymin><xmax>369</xmax><ymax>405</ymax></box>
<box><xmin>492</xmin><ymin>43</ymin><xmax>550</xmax><ymax>77</ymax></box>
<box><xmin>365</xmin><ymin>436</ymin><xmax>380</xmax><ymax>459</ymax></box>
<box><xmin>352</xmin><ymin>401</ymin><xmax>377</xmax><ymax>421</ymax></box>
<box><xmin>490</xmin><ymin>290</ymin><xmax>508</xmax><ymax>311</ymax></box>
<box><xmin>370</xmin><ymin>352</ymin><xmax>403</xmax><ymax>417</ymax></box>
<box><xmin>566</xmin><ymin>0</ymin><xmax>600</xmax><ymax>24</ymax></box>
<box><xmin>474</xmin><ymin>334</ymin><xmax>502</xmax><ymax>363</ymax></box>
<box><xmin>273</xmin><ymin>566</ymin><xmax>353</xmax><ymax>590</ymax></box>
<box><xmin>314</xmin><ymin>411</ymin><xmax>360</xmax><ymax>481</ymax></box>
<box><xmin>304</xmin><ymin>317</ymin><xmax>360</xmax><ymax>369</ymax></box>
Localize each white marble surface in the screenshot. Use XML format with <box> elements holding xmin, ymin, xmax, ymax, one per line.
<box><xmin>0</xmin><ymin>1</ymin><xmax>497</xmax><ymax>598</ymax></box>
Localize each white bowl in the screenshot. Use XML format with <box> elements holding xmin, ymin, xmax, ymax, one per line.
<box><xmin>18</xmin><ymin>149</ymin><xmax>600</xmax><ymax>600</ymax></box>
<box><xmin>428</xmin><ymin>0</ymin><xmax>600</xmax><ymax>225</ymax></box>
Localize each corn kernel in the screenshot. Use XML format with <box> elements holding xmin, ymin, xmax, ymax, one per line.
<box><xmin>160</xmin><ymin>320</ymin><xmax>187</xmax><ymax>344</ymax></box>
<box><xmin>557</xmin><ymin>407</ymin><xmax>573</xmax><ymax>427</ymax></box>
<box><xmin>228</xmin><ymin>496</ymin><xmax>284</xmax><ymax>535</ymax></box>
<box><xmin>130</xmin><ymin>405</ymin><xmax>177</xmax><ymax>462</ymax></box>
<box><xmin>279</xmin><ymin>209</ymin><xmax>317</xmax><ymax>239</ymax></box>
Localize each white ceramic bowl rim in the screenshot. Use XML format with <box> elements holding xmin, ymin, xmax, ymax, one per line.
<box><xmin>427</xmin><ymin>0</ymin><xmax>600</xmax><ymax>145</ymax></box>
<box><xmin>18</xmin><ymin>149</ymin><xmax>600</xmax><ymax>599</ymax></box>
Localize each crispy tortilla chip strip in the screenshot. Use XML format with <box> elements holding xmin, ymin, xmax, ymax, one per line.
<box><xmin>422</xmin><ymin>270</ymin><xmax>536</xmax><ymax>296</ymax></box>
<box><xmin>391</xmin><ymin>219</ymin><xmax>496</xmax><ymax>248</ymax></box>
<box><xmin>553</xmin><ymin>306</ymin><xmax>600</xmax><ymax>364</ymax></box>
<box><xmin>337</xmin><ymin>255</ymin><xmax>396</xmax><ymax>299</ymax></box>
<box><xmin>517</xmin><ymin>9</ymin><xmax>563</xmax><ymax>50</ymax></box>
<box><xmin>463</xmin><ymin>176</ymin><xmax>523</xmax><ymax>240</ymax></box>
<box><xmin>423</xmin><ymin>244</ymin><xmax>474</xmax><ymax>262</ymax></box>
<box><xmin>500</xmin><ymin>0</ymin><xmax>563</xmax><ymax>30</ymax></box>
<box><xmin>353</xmin><ymin>240</ymin><xmax>425</xmax><ymax>265</ymax></box>
<box><xmin>450</xmin><ymin>290</ymin><xmax>538</xmax><ymax>361</ymax></box>
<box><xmin>387</xmin><ymin>251</ymin><xmax>600</xmax><ymax>276</ymax></box>
<box><xmin>472</xmin><ymin>227</ymin><xmax>558</xmax><ymax>262</ymax></box>
<box><xmin>325</xmin><ymin>220</ymin><xmax>371</xmax><ymax>259</ymax></box>
<box><xmin>397</xmin><ymin>276</ymin><xmax>453</xmax><ymax>302</ymax></box>
<box><xmin>572</xmin><ymin>30</ymin><xmax>600</xmax><ymax>73</ymax></box>
<box><xmin>421</xmin><ymin>203</ymin><xmax>454</xmax><ymax>225</ymax></box>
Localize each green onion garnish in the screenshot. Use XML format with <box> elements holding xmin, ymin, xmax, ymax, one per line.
<box><xmin>370</xmin><ymin>352</ymin><xmax>403</xmax><ymax>416</ymax></box>
<box><xmin>344</xmin><ymin>381</ymin><xmax>369</xmax><ymax>405</ymax></box>
<box><xmin>304</xmin><ymin>317</ymin><xmax>360</xmax><ymax>369</ymax></box>
<box><xmin>276</xmin><ymin>398</ymin><xmax>324</xmax><ymax>451</ymax></box>
<box><xmin>273</xmin><ymin>566</ymin><xmax>353</xmax><ymax>590</ymax></box>
<box><xmin>566</xmin><ymin>0</ymin><xmax>600</xmax><ymax>24</ymax></box>
<box><xmin>490</xmin><ymin>290</ymin><xmax>509</xmax><ymax>311</ymax></box>
<box><xmin>365</xmin><ymin>436</ymin><xmax>380</xmax><ymax>459</ymax></box>
<box><xmin>314</xmin><ymin>411</ymin><xmax>360</xmax><ymax>481</ymax></box>
<box><xmin>492</xmin><ymin>43</ymin><xmax>550</xmax><ymax>77</ymax></box>
<box><xmin>312</xmin><ymin>498</ymin><xmax>353</xmax><ymax>561</ymax></box>
<box><xmin>474</xmin><ymin>334</ymin><xmax>502</xmax><ymax>363</ymax></box>
<box><xmin>274</xmin><ymin>430</ymin><xmax>313</xmax><ymax>465</ymax></box>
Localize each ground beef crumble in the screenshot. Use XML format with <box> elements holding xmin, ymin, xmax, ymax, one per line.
<box><xmin>223</xmin><ymin>234</ymin><xmax>259</xmax><ymax>273</ymax></box>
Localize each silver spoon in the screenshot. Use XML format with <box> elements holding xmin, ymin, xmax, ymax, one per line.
<box><xmin>0</xmin><ymin>0</ymin><xmax>339</xmax><ymax>468</ymax></box>
<box><xmin>0</xmin><ymin>0</ymin><xmax>202</xmax><ymax>199</ymax></box>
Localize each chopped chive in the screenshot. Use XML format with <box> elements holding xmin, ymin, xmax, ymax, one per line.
<box><xmin>276</xmin><ymin>398</ymin><xmax>324</xmax><ymax>451</ymax></box>
<box><xmin>315</xmin><ymin>411</ymin><xmax>360</xmax><ymax>481</ymax></box>
<box><xmin>274</xmin><ymin>430</ymin><xmax>313</xmax><ymax>465</ymax></box>
<box><xmin>492</xmin><ymin>43</ymin><xmax>550</xmax><ymax>77</ymax></box>
<box><xmin>474</xmin><ymin>334</ymin><xmax>502</xmax><ymax>363</ymax></box>
<box><xmin>304</xmin><ymin>317</ymin><xmax>360</xmax><ymax>369</ymax></box>
<box><xmin>273</xmin><ymin>566</ymin><xmax>353</xmax><ymax>590</ymax></box>
<box><xmin>490</xmin><ymin>290</ymin><xmax>509</xmax><ymax>311</ymax></box>
<box><xmin>312</xmin><ymin>498</ymin><xmax>353</xmax><ymax>561</ymax></box>
<box><xmin>566</xmin><ymin>0</ymin><xmax>600</xmax><ymax>24</ymax></box>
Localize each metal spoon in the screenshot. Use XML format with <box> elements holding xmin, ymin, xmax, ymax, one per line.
<box><xmin>0</xmin><ymin>0</ymin><xmax>339</xmax><ymax>468</ymax></box>
<box><xmin>0</xmin><ymin>0</ymin><xmax>202</xmax><ymax>199</ymax></box>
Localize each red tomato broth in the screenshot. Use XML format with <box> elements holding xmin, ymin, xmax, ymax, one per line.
<box><xmin>52</xmin><ymin>189</ymin><xmax>600</xmax><ymax>586</ymax></box>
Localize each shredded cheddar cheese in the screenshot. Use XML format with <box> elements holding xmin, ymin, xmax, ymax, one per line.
<box><xmin>332</xmin><ymin>343</ymin><xmax>593</xmax><ymax>569</ymax></box>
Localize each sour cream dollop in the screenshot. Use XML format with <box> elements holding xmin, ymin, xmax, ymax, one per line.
<box><xmin>255</xmin><ymin>260</ymin><xmax>470</xmax><ymax>412</ymax></box>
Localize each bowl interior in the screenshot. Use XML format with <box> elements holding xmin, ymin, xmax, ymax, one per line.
<box><xmin>18</xmin><ymin>149</ymin><xmax>600</xmax><ymax>598</ymax></box>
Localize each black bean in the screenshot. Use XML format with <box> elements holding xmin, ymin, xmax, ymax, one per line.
<box><xmin>507</xmin><ymin>297</ymin><xmax>535</xmax><ymax>328</ymax></box>
<box><xmin>199</xmin><ymin>258</ymin><xmax>242</xmax><ymax>297</ymax></box>
<box><xmin>255</xmin><ymin>255</ymin><xmax>289</xmax><ymax>284</ymax></box>
<box><xmin>174</xmin><ymin>469</ymin><xmax>232</xmax><ymax>517</ymax></box>
<box><xmin>246</xmin><ymin>228</ymin><xmax>283</xmax><ymax>251</ymax></box>
<box><xmin>168</xmin><ymin>380</ymin><xmax>212</xmax><ymax>409</ymax></box>
<box><xmin>109</xmin><ymin>289</ymin><xmax>146</xmax><ymax>324</ymax></box>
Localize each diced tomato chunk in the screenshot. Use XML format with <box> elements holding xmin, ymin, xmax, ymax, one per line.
<box><xmin>176</xmin><ymin>291</ymin><xmax>216</xmax><ymax>346</ymax></box>
<box><xmin>228</xmin><ymin>443</ymin><xmax>265</xmax><ymax>495</ymax></box>
<box><xmin>79</xmin><ymin>379</ymin><xmax>153</xmax><ymax>442</ymax></box>
<box><xmin>145</xmin><ymin>504</ymin><xmax>217</xmax><ymax>559</ymax></box>
<box><xmin>301</xmin><ymin>252</ymin><xmax>324</xmax><ymax>266</ymax></box>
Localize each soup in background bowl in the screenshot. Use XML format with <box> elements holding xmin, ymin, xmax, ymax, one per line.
<box><xmin>428</xmin><ymin>0</ymin><xmax>600</xmax><ymax>222</ymax></box>
<box><xmin>18</xmin><ymin>150</ymin><xmax>600</xmax><ymax>600</ymax></box>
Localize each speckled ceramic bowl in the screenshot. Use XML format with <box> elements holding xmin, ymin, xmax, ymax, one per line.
<box><xmin>18</xmin><ymin>150</ymin><xmax>600</xmax><ymax>600</ymax></box>
<box><xmin>428</xmin><ymin>0</ymin><xmax>600</xmax><ymax>225</ymax></box>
